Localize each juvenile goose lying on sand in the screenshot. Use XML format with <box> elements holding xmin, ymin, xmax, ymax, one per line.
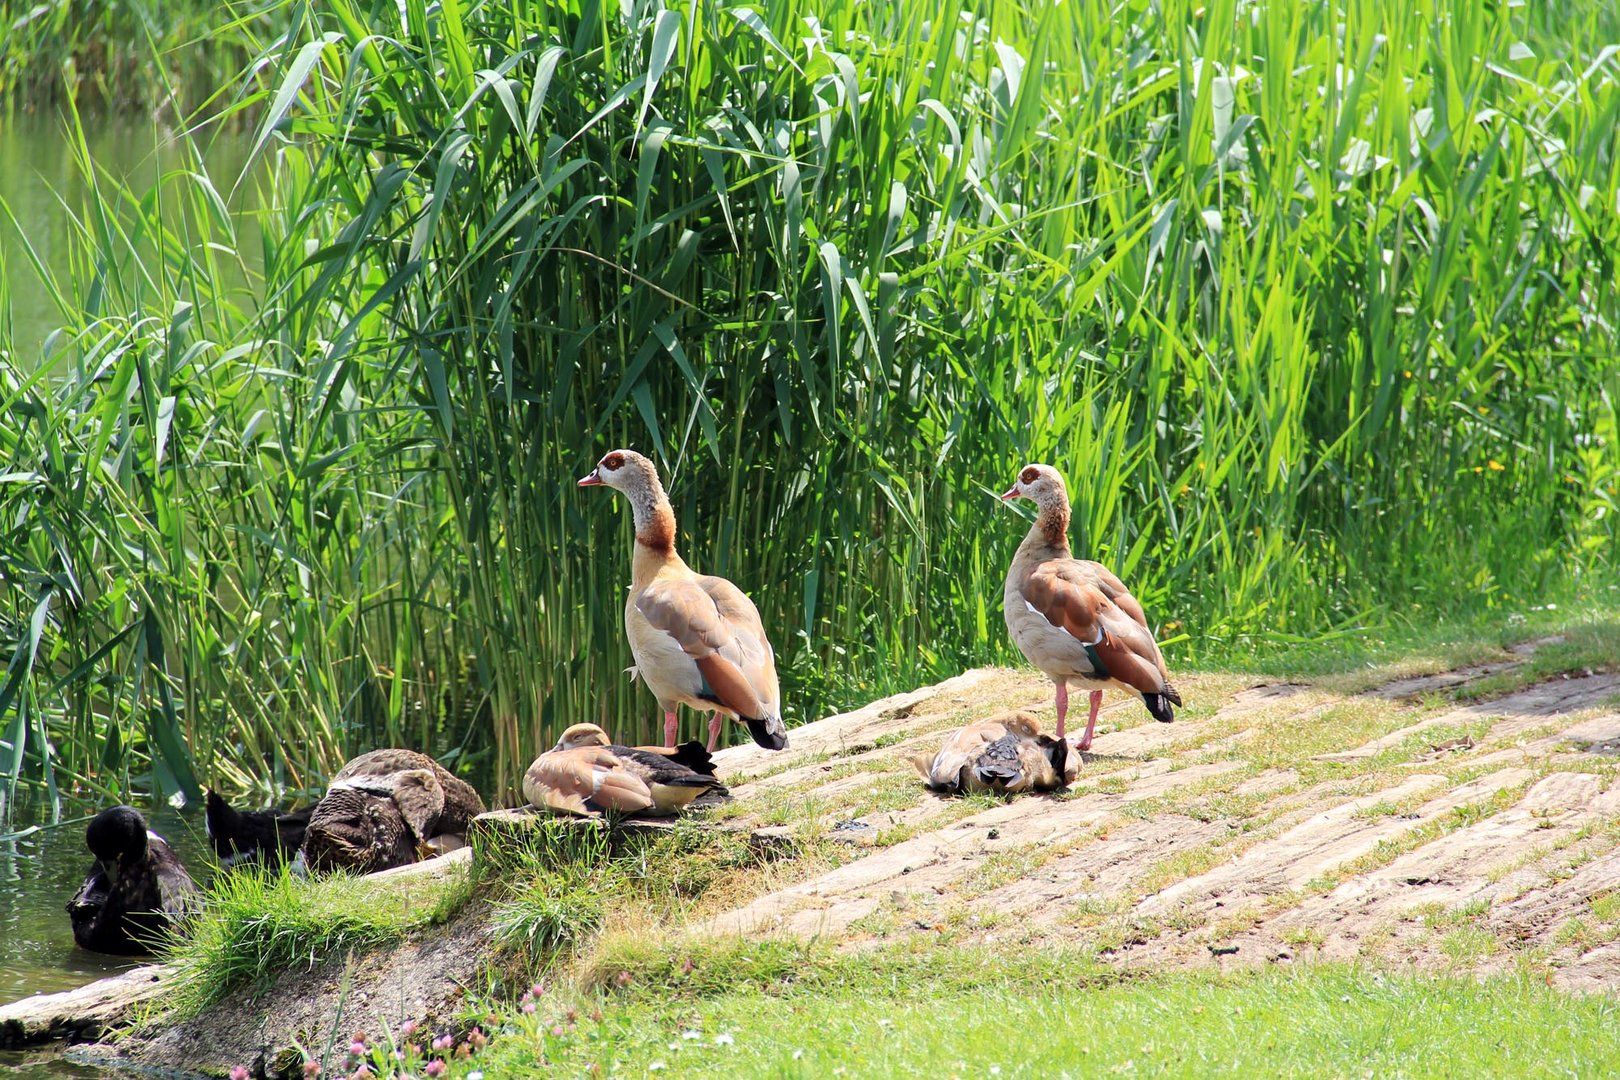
<box><xmin>300</xmin><ymin>749</ymin><xmax>487</xmax><ymax>874</ymax></box>
<box><xmin>524</xmin><ymin>723</ymin><xmax>729</xmax><ymax>816</ymax></box>
<box><xmin>912</xmin><ymin>712</ymin><xmax>1073</xmax><ymax>795</ymax></box>
<box><xmin>67</xmin><ymin>806</ymin><xmax>201</xmax><ymax>955</ymax></box>
<box><xmin>1001</xmin><ymin>463</ymin><xmax>1182</xmax><ymax>750</ymax></box>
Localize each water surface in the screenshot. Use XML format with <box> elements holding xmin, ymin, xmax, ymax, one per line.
<box><xmin>0</xmin><ymin>800</ymin><xmax>211</xmax><ymax>1008</ymax></box>
<box><xmin>0</xmin><ymin>114</ymin><xmax>259</xmax><ymax>361</ymax></box>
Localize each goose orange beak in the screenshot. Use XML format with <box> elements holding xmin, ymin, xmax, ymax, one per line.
<box><xmin>1000</xmin><ymin>485</ymin><xmax>1021</xmax><ymax>501</ymax></box>
<box><xmin>578</xmin><ymin>468</ymin><xmax>604</xmax><ymax>487</ymax></box>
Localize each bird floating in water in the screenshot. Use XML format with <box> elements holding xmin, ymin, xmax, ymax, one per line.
<box><xmin>67</xmin><ymin>806</ymin><xmax>200</xmax><ymax>956</ymax></box>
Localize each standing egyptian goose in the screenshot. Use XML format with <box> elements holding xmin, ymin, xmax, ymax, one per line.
<box><xmin>1001</xmin><ymin>464</ymin><xmax>1181</xmax><ymax>751</ymax></box>
<box><xmin>579</xmin><ymin>449</ymin><xmax>788</xmax><ymax>752</ymax></box>
<box><xmin>523</xmin><ymin>723</ymin><xmax>729</xmax><ymax>816</ymax></box>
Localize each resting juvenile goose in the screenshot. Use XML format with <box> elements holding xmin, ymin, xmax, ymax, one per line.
<box><xmin>524</xmin><ymin>723</ymin><xmax>729</xmax><ymax>815</ymax></box>
<box><xmin>300</xmin><ymin>749</ymin><xmax>487</xmax><ymax>874</ymax></box>
<box><xmin>1001</xmin><ymin>464</ymin><xmax>1181</xmax><ymax>751</ymax></box>
<box><xmin>912</xmin><ymin>712</ymin><xmax>1072</xmax><ymax>795</ymax></box>
<box><xmin>579</xmin><ymin>449</ymin><xmax>788</xmax><ymax>752</ymax></box>
<box><xmin>205</xmin><ymin>789</ymin><xmax>311</xmax><ymax>870</ymax></box>
<box><xmin>67</xmin><ymin>806</ymin><xmax>200</xmax><ymax>955</ymax></box>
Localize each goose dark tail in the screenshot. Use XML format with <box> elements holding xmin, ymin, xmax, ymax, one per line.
<box><xmin>745</xmin><ymin>714</ymin><xmax>789</xmax><ymax>751</ymax></box>
<box><xmin>1143</xmin><ymin>690</ymin><xmax>1178</xmax><ymax>724</ymax></box>
<box><xmin>665</xmin><ymin>740</ymin><xmax>718</xmax><ymax>776</ymax></box>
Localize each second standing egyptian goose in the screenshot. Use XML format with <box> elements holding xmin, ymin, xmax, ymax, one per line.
<box><xmin>1001</xmin><ymin>464</ymin><xmax>1181</xmax><ymax>751</ymax></box>
<box><xmin>579</xmin><ymin>450</ymin><xmax>788</xmax><ymax>752</ymax></box>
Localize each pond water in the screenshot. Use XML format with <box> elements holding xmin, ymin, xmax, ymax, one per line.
<box><xmin>0</xmin><ymin>800</ymin><xmax>213</xmax><ymax>1007</ymax></box>
<box><xmin>0</xmin><ymin>799</ymin><xmax>212</xmax><ymax>1079</ymax></box>
<box><xmin>0</xmin><ymin>114</ymin><xmax>258</xmax><ymax>361</ymax></box>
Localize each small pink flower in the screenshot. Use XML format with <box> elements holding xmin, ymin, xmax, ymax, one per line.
<box><xmin>469</xmin><ymin>1028</ymin><xmax>488</xmax><ymax>1049</ymax></box>
<box><xmin>400</xmin><ymin>1020</ymin><xmax>419</xmax><ymax>1038</ymax></box>
<box><xmin>616</xmin><ymin>971</ymin><xmax>633</xmax><ymax>986</ymax></box>
<box><xmin>350</xmin><ymin>1042</ymin><xmax>367</xmax><ymax>1057</ymax></box>
<box><xmin>304</xmin><ymin>1062</ymin><xmax>321</xmax><ymax>1078</ymax></box>
<box><xmin>352</xmin><ymin>1069</ymin><xmax>374</xmax><ymax>1080</ymax></box>
<box><xmin>229</xmin><ymin>1068</ymin><xmax>250</xmax><ymax>1080</ymax></box>
<box><xmin>522</xmin><ymin>1002</ymin><xmax>536</xmax><ymax>1015</ymax></box>
<box><xmin>530</xmin><ymin>983</ymin><xmax>544</xmax><ymax>996</ymax></box>
<box><xmin>424</xmin><ymin>1061</ymin><xmax>446</xmax><ymax>1078</ymax></box>
<box><xmin>550</xmin><ymin>1025</ymin><xmax>566</xmax><ymax>1037</ymax></box>
<box><xmin>432</xmin><ymin>1035</ymin><xmax>452</xmax><ymax>1051</ymax></box>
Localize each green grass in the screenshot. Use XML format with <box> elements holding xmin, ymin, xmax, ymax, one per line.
<box><xmin>166</xmin><ymin>859</ymin><xmax>473</xmax><ymax>1014</ymax></box>
<box><xmin>458</xmin><ymin>950</ymin><xmax>1620</xmax><ymax>1078</ymax></box>
<box><xmin>1</xmin><ymin>0</ymin><xmax>1618</xmax><ymax>810</ymax></box>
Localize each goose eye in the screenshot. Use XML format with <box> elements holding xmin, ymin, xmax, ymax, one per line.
<box><xmin>1020</xmin><ymin>467</ymin><xmax>1039</xmax><ymax>485</ymax></box>
<box><xmin>602</xmin><ymin>452</ymin><xmax>625</xmax><ymax>471</ymax></box>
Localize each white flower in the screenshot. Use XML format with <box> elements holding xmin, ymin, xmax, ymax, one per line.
<box><xmin>714</xmin><ymin>1033</ymin><xmax>735</xmax><ymax>1046</ymax></box>
<box><xmin>649</xmin><ymin>1063</ymin><xmax>666</xmax><ymax>1072</ymax></box>
<box><xmin>682</xmin><ymin>1030</ymin><xmax>703</xmax><ymax>1041</ymax></box>
<box><xmin>793</xmin><ymin>1050</ymin><xmax>804</xmax><ymax>1060</ymax></box>
<box><xmin>468</xmin><ymin>1073</ymin><xmax>484</xmax><ymax>1080</ymax></box>
<box><xmin>991</xmin><ymin>1069</ymin><xmax>1002</xmax><ymax>1076</ymax></box>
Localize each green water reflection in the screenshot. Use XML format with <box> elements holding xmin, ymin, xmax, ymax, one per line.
<box><xmin>0</xmin><ymin>115</ymin><xmax>259</xmax><ymax>361</ymax></box>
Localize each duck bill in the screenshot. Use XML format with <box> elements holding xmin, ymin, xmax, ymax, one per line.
<box><xmin>999</xmin><ymin>485</ymin><xmax>1020</xmax><ymax>501</ymax></box>
<box><xmin>577</xmin><ymin>468</ymin><xmax>604</xmax><ymax>487</ymax></box>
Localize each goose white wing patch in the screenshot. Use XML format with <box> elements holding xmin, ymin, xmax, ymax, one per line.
<box><xmin>1024</xmin><ymin>599</ymin><xmax>1102</xmax><ymax>644</ymax></box>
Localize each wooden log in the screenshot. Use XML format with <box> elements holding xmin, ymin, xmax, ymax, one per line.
<box><xmin>0</xmin><ymin>965</ymin><xmax>172</xmax><ymax>1049</ymax></box>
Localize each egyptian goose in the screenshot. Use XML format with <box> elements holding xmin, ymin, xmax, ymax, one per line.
<box><xmin>523</xmin><ymin>722</ymin><xmax>729</xmax><ymax>815</ymax></box>
<box><xmin>205</xmin><ymin>789</ymin><xmax>312</xmax><ymax>870</ymax></box>
<box><xmin>579</xmin><ymin>449</ymin><xmax>788</xmax><ymax>752</ymax></box>
<box><xmin>68</xmin><ymin>806</ymin><xmax>200</xmax><ymax>955</ymax></box>
<box><xmin>911</xmin><ymin>712</ymin><xmax>1072</xmax><ymax>795</ymax></box>
<box><xmin>300</xmin><ymin>749</ymin><xmax>487</xmax><ymax>874</ymax></box>
<box><xmin>1001</xmin><ymin>464</ymin><xmax>1181</xmax><ymax>751</ymax></box>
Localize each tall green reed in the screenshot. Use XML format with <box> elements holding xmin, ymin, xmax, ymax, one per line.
<box><xmin>2</xmin><ymin>0</ymin><xmax>1617</xmax><ymax>810</ymax></box>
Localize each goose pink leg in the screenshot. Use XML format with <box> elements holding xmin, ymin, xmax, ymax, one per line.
<box><xmin>1076</xmin><ymin>690</ymin><xmax>1103</xmax><ymax>752</ymax></box>
<box><xmin>664</xmin><ymin>710</ymin><xmax>679</xmax><ymax>748</ymax></box>
<box><xmin>706</xmin><ymin>714</ymin><xmax>725</xmax><ymax>752</ymax></box>
<box><xmin>1054</xmin><ymin>681</ymin><xmax>1069</xmax><ymax>740</ymax></box>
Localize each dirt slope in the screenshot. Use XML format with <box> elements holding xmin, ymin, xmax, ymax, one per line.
<box><xmin>700</xmin><ymin>642</ymin><xmax>1620</xmax><ymax>990</ymax></box>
